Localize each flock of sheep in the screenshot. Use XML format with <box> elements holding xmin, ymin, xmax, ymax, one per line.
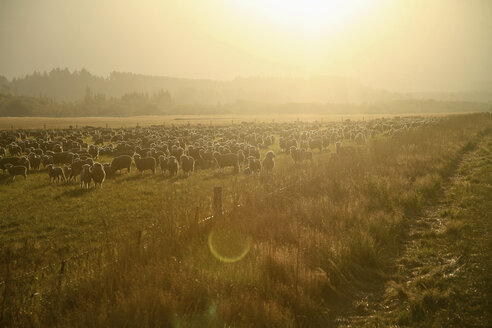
<box><xmin>0</xmin><ymin>116</ymin><xmax>438</xmax><ymax>188</ymax></box>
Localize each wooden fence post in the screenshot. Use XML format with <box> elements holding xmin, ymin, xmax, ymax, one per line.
<box><xmin>213</xmin><ymin>187</ymin><xmax>223</xmax><ymax>217</ymax></box>
<box><xmin>58</xmin><ymin>260</ymin><xmax>66</xmax><ymax>291</ymax></box>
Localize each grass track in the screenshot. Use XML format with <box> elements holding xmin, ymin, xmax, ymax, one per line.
<box><xmin>341</xmin><ymin>127</ymin><xmax>492</xmax><ymax>327</ymax></box>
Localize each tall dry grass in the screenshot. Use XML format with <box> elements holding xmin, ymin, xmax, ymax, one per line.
<box><xmin>1</xmin><ymin>113</ymin><xmax>490</xmax><ymax>327</ymax></box>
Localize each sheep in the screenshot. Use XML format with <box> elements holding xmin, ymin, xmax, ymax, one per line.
<box><xmin>63</xmin><ymin>165</ymin><xmax>72</xmax><ymax>181</ymax></box>
<box><xmin>91</xmin><ymin>162</ymin><xmax>106</xmax><ymax>188</ymax></box>
<box><xmin>290</xmin><ymin>146</ymin><xmax>301</xmax><ymax>163</ymax></box>
<box><xmin>246</xmin><ymin>156</ymin><xmax>261</xmax><ymax>175</ymax></box>
<box><xmin>170</xmin><ymin>146</ymin><xmax>184</xmax><ymax>159</ymax></box>
<box><xmin>284</xmin><ymin>139</ymin><xmax>298</xmax><ymax>152</ymax></box>
<box><xmin>103</xmin><ymin>163</ymin><xmax>112</xmax><ymax>177</ymax></box>
<box><xmin>41</xmin><ymin>155</ymin><xmax>53</xmax><ymax>168</ymax></box>
<box><xmin>52</xmin><ymin>152</ymin><xmax>74</xmax><ymax>165</ymax></box>
<box><xmin>279</xmin><ymin>137</ymin><xmax>296</xmax><ymax>152</ymax></box>
<box><xmin>8</xmin><ymin>144</ymin><xmax>21</xmax><ymax>156</ymax></box>
<box><xmin>180</xmin><ymin>154</ymin><xmax>195</xmax><ymax>176</ymax></box>
<box><xmin>88</xmin><ymin>145</ymin><xmax>99</xmax><ymax>159</ymax></box>
<box><xmin>290</xmin><ymin>146</ymin><xmax>312</xmax><ymax>163</ymax></box>
<box><xmin>80</xmin><ymin>164</ymin><xmax>92</xmax><ymax>189</ymax></box>
<box><xmin>68</xmin><ymin>159</ymin><xmax>84</xmax><ymax>181</ymax></box>
<box><xmin>4</xmin><ymin>164</ymin><xmax>27</xmax><ymax>180</ymax></box>
<box><xmin>47</xmin><ymin>164</ymin><xmax>66</xmax><ymax>183</ymax></box>
<box><xmin>133</xmin><ymin>154</ymin><xmax>156</xmax><ymax>175</ymax></box>
<box><xmin>110</xmin><ymin>155</ymin><xmax>132</xmax><ymax>174</ymax></box>
<box><xmin>167</xmin><ymin>156</ymin><xmax>179</xmax><ymax>176</ymax></box>
<box><xmin>335</xmin><ymin>141</ymin><xmax>342</xmax><ymax>154</ymax></box>
<box><xmin>29</xmin><ymin>154</ymin><xmax>41</xmax><ymax>170</ymax></box>
<box><xmin>158</xmin><ymin>155</ymin><xmax>168</xmax><ymax>174</ymax></box>
<box><xmin>52</xmin><ymin>144</ymin><xmax>63</xmax><ymax>153</ymax></box>
<box><xmin>261</xmin><ymin>151</ymin><xmax>275</xmax><ymax>173</ymax></box>
<box><xmin>248</xmin><ymin>146</ymin><xmax>261</xmax><ymax>159</ymax></box>
<box><xmin>237</xmin><ymin>149</ymin><xmax>245</xmax><ymax>167</ymax></box>
<box><xmin>309</xmin><ymin>138</ymin><xmax>323</xmax><ymax>152</ymax></box>
<box><xmin>0</xmin><ymin>156</ymin><xmax>29</xmax><ymax>173</ymax></box>
<box><xmin>354</xmin><ymin>133</ymin><xmax>366</xmax><ymax>145</ymax></box>
<box><xmin>187</xmin><ymin>146</ymin><xmax>202</xmax><ymax>162</ymax></box>
<box><xmin>214</xmin><ymin>152</ymin><xmax>239</xmax><ymax>173</ymax></box>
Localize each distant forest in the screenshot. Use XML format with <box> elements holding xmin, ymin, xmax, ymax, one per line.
<box><xmin>0</xmin><ymin>92</ymin><xmax>489</xmax><ymax>117</ymax></box>
<box><xmin>0</xmin><ymin>68</ymin><xmax>405</xmax><ymax>104</ymax></box>
<box><xmin>0</xmin><ymin>68</ymin><xmax>490</xmax><ymax>117</ymax></box>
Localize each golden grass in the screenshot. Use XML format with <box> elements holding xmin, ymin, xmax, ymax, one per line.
<box><xmin>0</xmin><ymin>113</ymin><xmax>490</xmax><ymax>327</ymax></box>
<box><xmin>0</xmin><ymin>112</ymin><xmax>458</xmax><ymax>129</ymax></box>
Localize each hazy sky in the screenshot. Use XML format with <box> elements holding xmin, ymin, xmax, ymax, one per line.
<box><xmin>1</xmin><ymin>0</ymin><xmax>491</xmax><ymax>92</ymax></box>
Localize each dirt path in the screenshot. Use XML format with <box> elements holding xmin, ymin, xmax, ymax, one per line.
<box><xmin>339</xmin><ymin>129</ymin><xmax>492</xmax><ymax>327</ymax></box>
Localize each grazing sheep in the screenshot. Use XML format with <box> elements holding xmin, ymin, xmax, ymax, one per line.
<box><xmin>167</xmin><ymin>156</ymin><xmax>179</xmax><ymax>176</ymax></box>
<box><xmin>80</xmin><ymin>164</ymin><xmax>92</xmax><ymax>189</ymax></box>
<box><xmin>133</xmin><ymin>154</ymin><xmax>156</xmax><ymax>175</ymax></box>
<box><xmin>180</xmin><ymin>154</ymin><xmax>195</xmax><ymax>176</ymax></box>
<box><xmin>171</xmin><ymin>146</ymin><xmax>184</xmax><ymax>159</ymax></box>
<box><xmin>47</xmin><ymin>164</ymin><xmax>66</xmax><ymax>183</ymax></box>
<box><xmin>41</xmin><ymin>155</ymin><xmax>54</xmax><ymax>168</ymax></box>
<box><xmin>8</xmin><ymin>144</ymin><xmax>21</xmax><ymax>156</ymax></box>
<box><xmin>262</xmin><ymin>151</ymin><xmax>275</xmax><ymax>173</ymax></box>
<box><xmin>237</xmin><ymin>149</ymin><xmax>245</xmax><ymax>167</ymax></box>
<box><xmin>247</xmin><ymin>156</ymin><xmax>261</xmax><ymax>175</ymax></box>
<box><xmin>290</xmin><ymin>146</ymin><xmax>301</xmax><ymax>163</ymax></box>
<box><xmin>32</xmin><ymin>148</ymin><xmax>44</xmax><ymax>156</ymax></box>
<box><xmin>335</xmin><ymin>141</ymin><xmax>342</xmax><ymax>154</ymax></box>
<box><xmin>214</xmin><ymin>152</ymin><xmax>239</xmax><ymax>173</ymax></box>
<box><xmin>29</xmin><ymin>155</ymin><xmax>41</xmax><ymax>170</ymax></box>
<box><xmin>52</xmin><ymin>152</ymin><xmax>74</xmax><ymax>165</ymax></box>
<box><xmin>91</xmin><ymin>162</ymin><xmax>106</xmax><ymax>188</ymax></box>
<box><xmin>63</xmin><ymin>166</ymin><xmax>71</xmax><ymax>180</ymax></box>
<box><xmin>290</xmin><ymin>146</ymin><xmax>312</xmax><ymax>163</ymax></box>
<box><xmin>88</xmin><ymin>145</ymin><xmax>99</xmax><ymax>159</ymax></box>
<box><xmin>103</xmin><ymin>163</ymin><xmax>112</xmax><ymax>177</ymax></box>
<box><xmin>309</xmin><ymin>138</ymin><xmax>323</xmax><ymax>152</ymax></box>
<box><xmin>187</xmin><ymin>146</ymin><xmax>202</xmax><ymax>162</ymax></box>
<box><xmin>354</xmin><ymin>133</ymin><xmax>366</xmax><ymax>145</ymax></box>
<box><xmin>158</xmin><ymin>155</ymin><xmax>168</xmax><ymax>174</ymax></box>
<box><xmin>279</xmin><ymin>138</ymin><xmax>297</xmax><ymax>152</ymax></box>
<box><xmin>110</xmin><ymin>155</ymin><xmax>132</xmax><ymax>174</ymax></box>
<box><xmin>248</xmin><ymin>146</ymin><xmax>261</xmax><ymax>159</ymax></box>
<box><xmin>4</xmin><ymin>164</ymin><xmax>27</xmax><ymax>180</ymax></box>
<box><xmin>69</xmin><ymin>159</ymin><xmax>84</xmax><ymax>181</ymax></box>
<box><xmin>0</xmin><ymin>157</ymin><xmax>29</xmax><ymax>173</ymax></box>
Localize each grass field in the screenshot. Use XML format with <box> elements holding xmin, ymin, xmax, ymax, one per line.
<box><xmin>1</xmin><ymin>113</ymin><xmax>491</xmax><ymax>327</ymax></box>
<box><xmin>0</xmin><ymin>112</ymin><xmax>457</xmax><ymax>130</ymax></box>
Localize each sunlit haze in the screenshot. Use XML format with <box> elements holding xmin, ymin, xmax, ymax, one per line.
<box><xmin>1</xmin><ymin>0</ymin><xmax>491</xmax><ymax>92</ymax></box>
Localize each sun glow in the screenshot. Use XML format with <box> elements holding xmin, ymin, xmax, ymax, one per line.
<box><xmin>234</xmin><ymin>0</ymin><xmax>377</xmax><ymax>35</ymax></box>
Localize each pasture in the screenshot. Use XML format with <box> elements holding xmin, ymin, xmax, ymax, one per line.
<box><xmin>0</xmin><ymin>113</ymin><xmax>491</xmax><ymax>327</ymax></box>
<box><xmin>0</xmin><ymin>112</ymin><xmax>453</xmax><ymax>130</ymax></box>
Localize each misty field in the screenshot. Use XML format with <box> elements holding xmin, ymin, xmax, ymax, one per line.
<box><xmin>1</xmin><ymin>113</ymin><xmax>491</xmax><ymax>327</ymax></box>
<box><xmin>0</xmin><ymin>113</ymin><xmax>439</xmax><ymax>130</ymax></box>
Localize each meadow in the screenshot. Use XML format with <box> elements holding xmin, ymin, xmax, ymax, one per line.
<box><xmin>0</xmin><ymin>112</ymin><xmax>491</xmax><ymax>327</ymax></box>
<box><xmin>0</xmin><ymin>112</ymin><xmax>454</xmax><ymax>130</ymax></box>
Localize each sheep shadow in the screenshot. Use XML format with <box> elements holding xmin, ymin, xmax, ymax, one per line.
<box><xmin>167</xmin><ymin>174</ymin><xmax>191</xmax><ymax>183</ymax></box>
<box><xmin>113</xmin><ymin>172</ymin><xmax>156</xmax><ymax>183</ymax></box>
<box><xmin>202</xmin><ymin>171</ymin><xmax>238</xmax><ymax>181</ymax></box>
<box><xmin>0</xmin><ymin>174</ymin><xmax>12</xmax><ymax>184</ymax></box>
<box><xmin>55</xmin><ymin>187</ymin><xmax>93</xmax><ymax>199</ymax></box>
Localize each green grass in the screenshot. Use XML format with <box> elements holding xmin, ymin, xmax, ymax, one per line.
<box><xmin>1</xmin><ymin>113</ymin><xmax>491</xmax><ymax>327</ymax></box>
